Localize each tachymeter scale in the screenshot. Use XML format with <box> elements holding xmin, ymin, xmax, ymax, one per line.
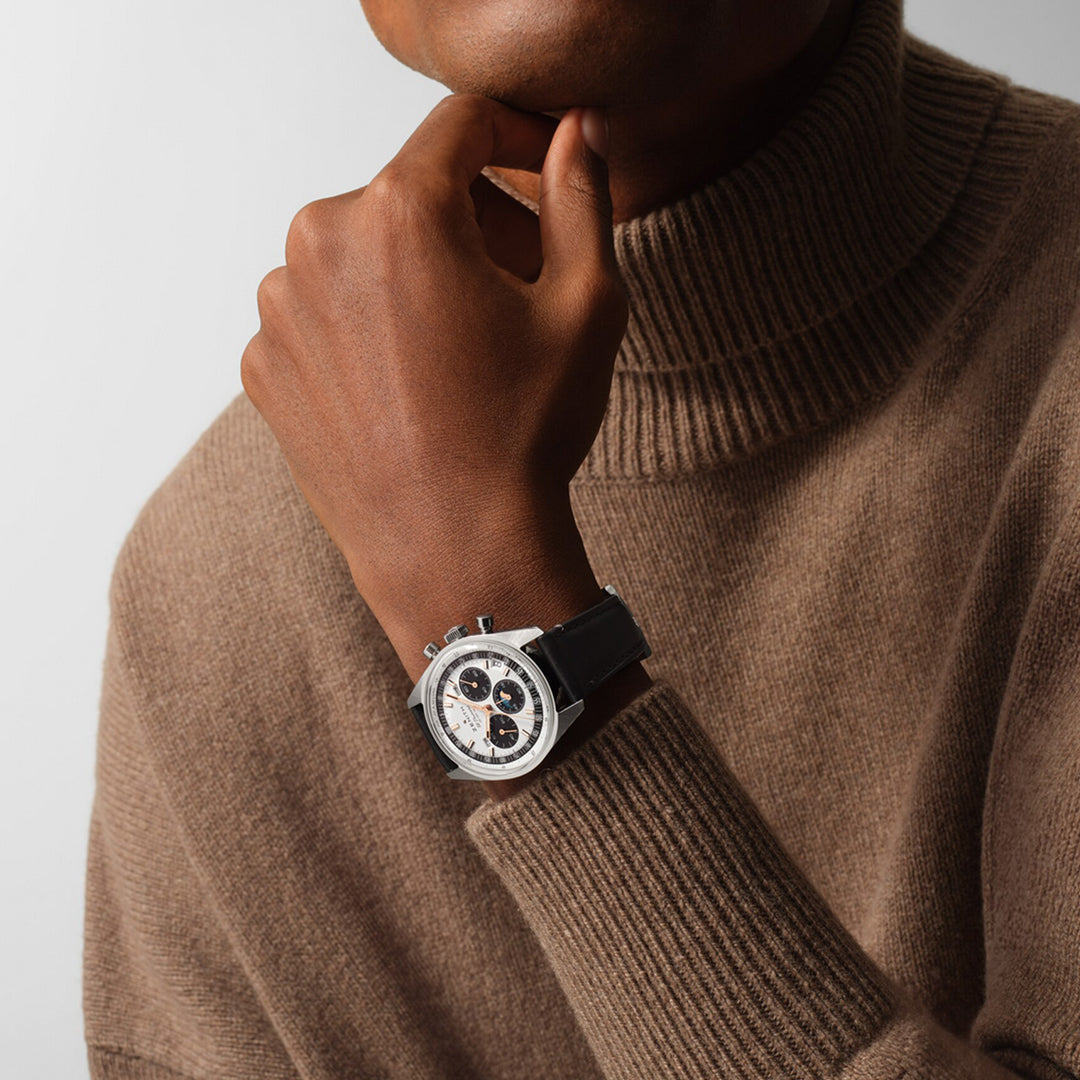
<box><xmin>433</xmin><ymin>649</ymin><xmax>546</xmax><ymax>766</ymax></box>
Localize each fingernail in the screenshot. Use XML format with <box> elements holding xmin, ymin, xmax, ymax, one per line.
<box><xmin>580</xmin><ymin>107</ymin><xmax>608</xmax><ymax>159</ymax></box>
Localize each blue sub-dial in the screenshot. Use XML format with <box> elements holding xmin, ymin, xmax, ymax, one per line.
<box><xmin>489</xmin><ymin>714</ymin><xmax>520</xmax><ymax>749</ymax></box>
<box><xmin>491</xmin><ymin>678</ymin><xmax>525</xmax><ymax>714</ymax></box>
<box><xmin>457</xmin><ymin>667</ymin><xmax>491</xmax><ymax>702</ymax></box>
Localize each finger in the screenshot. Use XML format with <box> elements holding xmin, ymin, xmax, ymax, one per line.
<box><xmin>469</xmin><ymin>174</ymin><xmax>542</xmax><ymax>282</ymax></box>
<box><xmin>536</xmin><ymin>107</ymin><xmax>617</xmax><ymax>284</ymax></box>
<box><xmin>382</xmin><ymin>94</ymin><xmax>557</xmax><ymax>195</ymax></box>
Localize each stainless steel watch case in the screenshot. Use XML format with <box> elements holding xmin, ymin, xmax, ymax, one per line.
<box><xmin>406</xmin><ymin>626</ymin><xmax>584</xmax><ymax>781</ymax></box>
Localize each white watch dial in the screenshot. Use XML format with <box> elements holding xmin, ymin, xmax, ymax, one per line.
<box><xmin>428</xmin><ymin>644</ymin><xmax>555</xmax><ymax>774</ymax></box>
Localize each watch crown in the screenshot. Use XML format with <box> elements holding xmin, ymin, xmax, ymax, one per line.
<box><xmin>422</xmin><ymin>641</ymin><xmax>441</xmax><ymax>660</ymax></box>
<box><xmin>476</xmin><ymin>614</ymin><xmax>494</xmax><ymax>634</ymax></box>
<box><xmin>443</xmin><ymin>624</ymin><xmax>469</xmax><ymax>644</ymax></box>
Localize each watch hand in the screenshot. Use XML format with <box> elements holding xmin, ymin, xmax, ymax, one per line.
<box><xmin>446</xmin><ymin>692</ymin><xmax>491</xmax><ymax>710</ymax></box>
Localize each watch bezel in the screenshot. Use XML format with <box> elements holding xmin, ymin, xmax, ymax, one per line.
<box><xmin>421</xmin><ymin>634</ymin><xmax>559</xmax><ymax>780</ymax></box>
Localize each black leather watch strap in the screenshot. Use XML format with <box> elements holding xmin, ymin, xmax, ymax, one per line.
<box><xmin>532</xmin><ymin>585</ymin><xmax>651</xmax><ymax>704</ymax></box>
<box><xmin>409</xmin><ymin>702</ymin><xmax>457</xmax><ymax>774</ymax></box>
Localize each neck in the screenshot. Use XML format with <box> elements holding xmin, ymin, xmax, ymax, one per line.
<box><xmin>490</xmin><ymin>0</ymin><xmax>857</xmax><ymax>224</ymax></box>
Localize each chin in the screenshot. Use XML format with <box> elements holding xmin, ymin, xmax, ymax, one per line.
<box><xmin>417</xmin><ymin>0</ymin><xmax>721</xmax><ymax>112</ymax></box>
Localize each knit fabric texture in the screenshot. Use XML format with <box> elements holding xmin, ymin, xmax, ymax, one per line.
<box><xmin>84</xmin><ymin>0</ymin><xmax>1080</xmax><ymax>1076</ymax></box>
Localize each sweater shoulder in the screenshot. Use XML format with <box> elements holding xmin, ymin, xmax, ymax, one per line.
<box><xmin>909</xmin><ymin>31</ymin><xmax>1080</xmax><ymax>232</ymax></box>
<box><xmin>111</xmin><ymin>391</ymin><xmax>324</xmax><ymax>605</ymax></box>
<box><xmin>107</xmin><ymin>392</ymin><xmax>380</xmax><ymax>691</ymax></box>
<box><xmin>907</xmin><ymin>31</ymin><xmax>1080</xmax><ymax>135</ymax></box>
<box><xmin>906</xmin><ymin>43</ymin><xmax>1080</xmax><ymax>531</ymax></box>
<box><xmin>983</xmin><ymin>64</ymin><xmax>1080</xmax><ymax>192</ymax></box>
<box><xmin>909</xmin><ymin>37</ymin><xmax>1080</xmax><ymax>373</ymax></box>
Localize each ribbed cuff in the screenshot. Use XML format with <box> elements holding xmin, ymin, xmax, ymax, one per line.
<box><xmin>88</xmin><ymin>1047</ymin><xmax>197</xmax><ymax>1080</ymax></box>
<box><xmin>465</xmin><ymin>679</ymin><xmax>898</xmax><ymax>1080</ymax></box>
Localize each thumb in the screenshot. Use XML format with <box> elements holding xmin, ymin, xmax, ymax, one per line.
<box><xmin>537</xmin><ymin>106</ymin><xmax>618</xmax><ymax>286</ymax></box>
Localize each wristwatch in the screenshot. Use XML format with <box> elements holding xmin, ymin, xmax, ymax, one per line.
<box><xmin>406</xmin><ymin>584</ymin><xmax>651</xmax><ymax>780</ymax></box>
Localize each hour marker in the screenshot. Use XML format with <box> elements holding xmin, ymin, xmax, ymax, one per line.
<box><xmin>484</xmin><ymin>660</ymin><xmax>489</xmax><ymax>669</ymax></box>
<box><xmin>450</xmin><ymin>723</ymin><xmax>459</xmax><ymax>731</ymax></box>
<box><xmin>467</xmin><ymin>738</ymin><xmax>474</xmax><ymax>749</ymax></box>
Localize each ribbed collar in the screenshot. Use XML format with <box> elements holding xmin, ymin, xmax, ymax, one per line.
<box><xmin>565</xmin><ymin>0</ymin><xmax>1008</xmax><ymax>478</ymax></box>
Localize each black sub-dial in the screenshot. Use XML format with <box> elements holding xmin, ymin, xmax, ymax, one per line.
<box><xmin>457</xmin><ymin>667</ymin><xmax>491</xmax><ymax>702</ymax></box>
<box><xmin>491</xmin><ymin>678</ymin><xmax>525</xmax><ymax>714</ymax></box>
<box><xmin>489</xmin><ymin>715</ymin><xmax>519</xmax><ymax>749</ymax></box>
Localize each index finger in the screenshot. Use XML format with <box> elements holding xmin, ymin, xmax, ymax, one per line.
<box><xmin>386</xmin><ymin>94</ymin><xmax>559</xmax><ymax>193</ymax></box>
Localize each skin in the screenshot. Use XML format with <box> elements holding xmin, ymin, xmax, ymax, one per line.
<box><xmin>360</xmin><ymin>0</ymin><xmax>856</xmax><ymax>222</ymax></box>
<box><xmin>242</xmin><ymin>0</ymin><xmax>855</xmax><ymax>801</ymax></box>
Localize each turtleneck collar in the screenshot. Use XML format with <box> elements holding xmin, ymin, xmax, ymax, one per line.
<box><xmin>574</xmin><ymin>0</ymin><xmax>1008</xmax><ymax>477</ymax></box>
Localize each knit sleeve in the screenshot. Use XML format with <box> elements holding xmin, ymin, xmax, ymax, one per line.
<box><xmin>464</xmin><ymin>573</ymin><xmax>1080</xmax><ymax>1079</ymax></box>
<box><xmin>82</xmin><ymin>612</ymin><xmax>297</xmax><ymax>1080</ymax></box>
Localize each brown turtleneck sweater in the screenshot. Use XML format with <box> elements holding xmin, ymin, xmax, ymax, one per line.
<box><xmin>83</xmin><ymin>0</ymin><xmax>1080</xmax><ymax>1076</ymax></box>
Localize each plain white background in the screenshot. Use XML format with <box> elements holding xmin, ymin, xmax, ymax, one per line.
<box><xmin>2</xmin><ymin>1</ymin><xmax>1079</xmax><ymax>1075</ymax></box>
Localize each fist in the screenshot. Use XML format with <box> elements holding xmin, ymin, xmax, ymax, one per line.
<box><xmin>240</xmin><ymin>94</ymin><xmax>627</xmax><ymax>666</ymax></box>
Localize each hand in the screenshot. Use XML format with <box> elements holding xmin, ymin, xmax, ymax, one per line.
<box><xmin>242</xmin><ymin>94</ymin><xmax>631</xmax><ymax>684</ymax></box>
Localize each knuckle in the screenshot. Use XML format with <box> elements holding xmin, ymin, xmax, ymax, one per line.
<box><xmin>432</xmin><ymin>92</ymin><xmax>460</xmax><ymax>115</ymax></box>
<box><xmin>365</xmin><ymin>167</ymin><xmax>456</xmax><ymax>224</ymax></box>
<box><xmin>434</xmin><ymin>92</ymin><xmax>493</xmax><ymax>125</ymax></box>
<box><xmin>361</xmin><ymin>169</ymin><xmax>401</xmax><ymax>208</ymax></box>
<box><xmin>285</xmin><ymin>199</ymin><xmax>336</xmax><ymax>264</ymax></box>
<box><xmin>240</xmin><ymin>338</ymin><xmax>265</xmax><ymax>398</ymax></box>
<box><xmin>255</xmin><ymin>266</ymin><xmax>288</xmax><ymax>319</ymax></box>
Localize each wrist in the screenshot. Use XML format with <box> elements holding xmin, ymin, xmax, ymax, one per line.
<box><xmin>393</xmin><ymin>565</ymin><xmax>605</xmax><ymax>685</ymax></box>
<box><xmin>365</xmin><ymin>488</ymin><xmax>652</xmax><ymax>795</ymax></box>
<box><xmin>357</xmin><ymin>491</ymin><xmax>602</xmax><ymax>685</ymax></box>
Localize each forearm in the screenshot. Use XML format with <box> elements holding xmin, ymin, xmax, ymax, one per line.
<box><xmin>354</xmin><ymin>484</ymin><xmax>591</xmax><ymax>659</ymax></box>
<box><xmin>464</xmin><ymin>679</ymin><xmax>1034</xmax><ymax>1080</ymax></box>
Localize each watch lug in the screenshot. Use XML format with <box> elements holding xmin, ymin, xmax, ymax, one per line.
<box><xmin>555</xmin><ymin>698</ymin><xmax>585</xmax><ymax>741</ymax></box>
<box><xmin>406</xmin><ymin>677</ymin><xmax>425</xmax><ymax>711</ymax></box>
<box><xmin>495</xmin><ymin>626</ymin><xmax>543</xmax><ymax>650</ymax></box>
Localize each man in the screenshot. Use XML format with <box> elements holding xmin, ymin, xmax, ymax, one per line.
<box><xmin>83</xmin><ymin>0</ymin><xmax>1080</xmax><ymax>1076</ymax></box>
